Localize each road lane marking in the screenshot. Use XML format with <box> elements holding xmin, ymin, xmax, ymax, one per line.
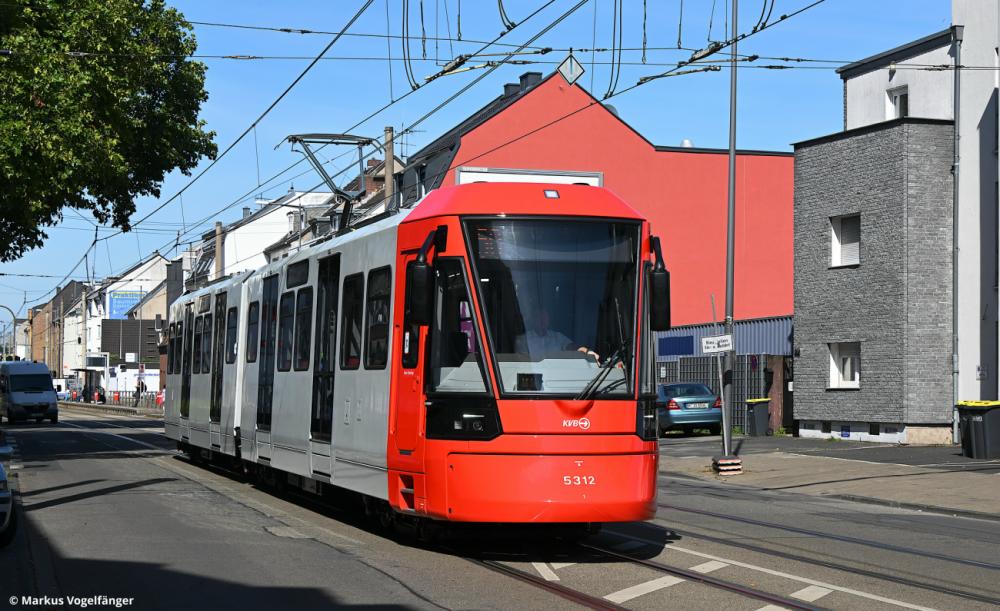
<box><xmin>689</xmin><ymin>560</ymin><xmax>728</xmax><ymax>574</ymax></box>
<box><xmin>61</xmin><ymin>421</ymin><xmax>170</xmax><ymax>452</ymax></box>
<box><xmin>549</xmin><ymin>562</ymin><xmax>576</xmax><ymax>570</ymax></box>
<box><xmin>604</xmin><ymin>575</ymin><xmax>684</xmax><ymax>603</ymax></box>
<box><xmin>609</xmin><ymin>531</ymin><xmax>939</xmax><ymax>611</ymax></box>
<box><xmin>791</xmin><ymin>585</ymin><xmax>832</xmax><ymax>602</ymax></box>
<box><xmin>755</xmin><ymin>605</ymin><xmax>786</xmax><ymax>611</ymax></box>
<box><xmin>531</xmin><ymin>562</ymin><xmax>560</xmax><ymax>581</ymax></box>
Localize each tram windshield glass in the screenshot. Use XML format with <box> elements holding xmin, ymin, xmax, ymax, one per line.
<box><xmin>465</xmin><ymin>218</ymin><xmax>639</xmax><ymax>397</ymax></box>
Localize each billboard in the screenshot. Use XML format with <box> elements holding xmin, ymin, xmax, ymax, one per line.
<box><xmin>108</xmin><ymin>290</ymin><xmax>145</xmax><ymax>319</ymax></box>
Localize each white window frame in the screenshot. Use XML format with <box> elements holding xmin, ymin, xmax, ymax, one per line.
<box><xmin>886</xmin><ymin>86</ymin><xmax>909</xmax><ymax>120</ymax></box>
<box><xmin>828</xmin><ymin>342</ymin><xmax>861</xmax><ymax>389</ymax></box>
<box><xmin>830</xmin><ymin>214</ymin><xmax>861</xmax><ymax>267</ymax></box>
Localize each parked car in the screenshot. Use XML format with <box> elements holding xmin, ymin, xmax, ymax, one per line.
<box><xmin>656</xmin><ymin>383</ymin><xmax>722</xmax><ymax>436</ymax></box>
<box><xmin>0</xmin><ymin>460</ymin><xmax>14</xmax><ymax>547</ymax></box>
<box><xmin>0</xmin><ymin>361</ymin><xmax>58</xmax><ymax>424</ymax></box>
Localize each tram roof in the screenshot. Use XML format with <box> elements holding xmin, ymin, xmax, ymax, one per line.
<box><xmin>403</xmin><ymin>183</ymin><xmax>644</xmax><ymax>223</ymax></box>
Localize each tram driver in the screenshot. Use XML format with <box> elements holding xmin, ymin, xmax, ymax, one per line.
<box><xmin>515</xmin><ymin>306</ymin><xmax>599</xmax><ymax>362</ymax></box>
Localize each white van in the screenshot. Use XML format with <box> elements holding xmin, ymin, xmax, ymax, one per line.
<box><xmin>0</xmin><ymin>361</ymin><xmax>58</xmax><ymax>424</ymax></box>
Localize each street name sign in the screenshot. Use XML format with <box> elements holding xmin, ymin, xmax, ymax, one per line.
<box><xmin>701</xmin><ymin>334</ymin><xmax>733</xmax><ymax>354</ymax></box>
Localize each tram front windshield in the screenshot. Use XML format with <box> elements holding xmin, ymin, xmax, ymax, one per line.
<box><xmin>465</xmin><ymin>218</ymin><xmax>639</xmax><ymax>397</ymax></box>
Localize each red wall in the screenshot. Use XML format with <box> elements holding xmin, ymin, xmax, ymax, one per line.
<box><xmin>440</xmin><ymin>76</ymin><xmax>794</xmax><ymax>326</ymax></box>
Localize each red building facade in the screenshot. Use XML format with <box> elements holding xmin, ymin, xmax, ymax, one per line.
<box><xmin>400</xmin><ymin>72</ymin><xmax>793</xmax><ymax>326</ymax></box>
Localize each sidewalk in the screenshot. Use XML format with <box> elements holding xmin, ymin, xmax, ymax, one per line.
<box><xmin>58</xmin><ymin>401</ymin><xmax>163</xmax><ymax>419</ymax></box>
<box><xmin>663</xmin><ymin>439</ymin><xmax>1000</xmax><ymax>521</ymax></box>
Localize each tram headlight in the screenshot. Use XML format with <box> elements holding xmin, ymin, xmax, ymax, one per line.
<box><xmin>426</xmin><ymin>398</ymin><xmax>502</xmax><ymax>441</ymax></box>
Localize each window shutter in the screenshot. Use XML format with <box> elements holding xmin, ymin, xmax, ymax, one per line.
<box><xmin>840</xmin><ymin>216</ymin><xmax>860</xmax><ymax>265</ymax></box>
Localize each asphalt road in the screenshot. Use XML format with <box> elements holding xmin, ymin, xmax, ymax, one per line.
<box><xmin>2</xmin><ymin>410</ymin><xmax>998</xmax><ymax>610</ymax></box>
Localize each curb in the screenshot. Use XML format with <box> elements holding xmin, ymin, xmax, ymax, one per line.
<box><xmin>58</xmin><ymin>402</ymin><xmax>163</xmax><ymax>419</ymax></box>
<box><xmin>823</xmin><ymin>493</ymin><xmax>1000</xmax><ymax>523</ymax></box>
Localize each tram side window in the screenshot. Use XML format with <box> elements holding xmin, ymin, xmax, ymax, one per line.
<box><xmin>193</xmin><ymin>317</ymin><xmax>203</xmax><ymax>373</ymax></box>
<box><xmin>246</xmin><ymin>301</ymin><xmax>260</xmax><ymax>363</ymax></box>
<box><xmin>294</xmin><ymin>288</ymin><xmax>313</xmax><ymax>371</ymax></box>
<box><xmin>364</xmin><ymin>267</ymin><xmax>391</xmax><ymax>370</ymax></box>
<box><xmin>201</xmin><ymin>313</ymin><xmax>212</xmax><ymax>374</ymax></box>
<box><xmin>168</xmin><ymin>323</ymin><xmax>176</xmax><ymax>374</ymax></box>
<box><xmin>226</xmin><ymin>307</ymin><xmax>238</xmax><ymax>364</ymax></box>
<box><xmin>277</xmin><ymin>291</ymin><xmax>295</xmax><ymax>371</ymax></box>
<box><xmin>340</xmin><ymin>273</ymin><xmax>364</xmax><ymax>370</ymax></box>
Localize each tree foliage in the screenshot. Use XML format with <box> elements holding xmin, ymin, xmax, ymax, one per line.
<box><xmin>0</xmin><ymin>0</ymin><xmax>217</xmax><ymax>261</ymax></box>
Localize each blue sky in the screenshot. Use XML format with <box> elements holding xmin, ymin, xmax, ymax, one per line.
<box><xmin>2</xmin><ymin>0</ymin><xmax>951</xmax><ymax>318</ymax></box>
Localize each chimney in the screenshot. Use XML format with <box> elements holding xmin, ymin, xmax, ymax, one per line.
<box><xmin>519</xmin><ymin>72</ymin><xmax>542</xmax><ymax>91</ymax></box>
<box><xmin>242</xmin><ymin>207</ymin><xmax>251</xmax><ymax>218</ymax></box>
<box><xmin>367</xmin><ymin>158</ymin><xmax>379</xmax><ymax>169</ymax></box>
<box><xmin>503</xmin><ymin>83</ymin><xmax>520</xmax><ymax>97</ymax></box>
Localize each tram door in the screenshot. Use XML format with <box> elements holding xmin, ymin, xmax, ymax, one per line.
<box><xmin>209</xmin><ymin>292</ymin><xmax>227</xmax><ymax>448</ymax></box>
<box><xmin>310</xmin><ymin>254</ymin><xmax>340</xmax><ymax>478</ymax></box>
<box><xmin>257</xmin><ymin>275</ymin><xmax>279</xmax><ymax>446</ymax></box>
<box><xmin>180</xmin><ymin>304</ymin><xmax>194</xmax><ymax>424</ymax></box>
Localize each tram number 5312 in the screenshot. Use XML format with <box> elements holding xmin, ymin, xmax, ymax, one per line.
<box><xmin>563</xmin><ymin>475</ymin><xmax>597</xmax><ymax>486</ymax></box>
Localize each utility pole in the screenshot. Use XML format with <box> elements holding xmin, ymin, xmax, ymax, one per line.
<box><xmin>81</xmin><ymin>286</ymin><xmax>88</xmax><ymax>388</ymax></box>
<box><xmin>720</xmin><ymin>0</ymin><xmax>739</xmax><ymax>466</ymax></box>
<box><xmin>58</xmin><ymin>292</ymin><xmax>64</xmax><ymax>379</ymax></box>
<box><xmin>214</xmin><ymin>222</ymin><xmax>224</xmax><ymax>281</ymax></box>
<box><xmin>384</xmin><ymin>125</ymin><xmax>395</xmax><ymax>212</ymax></box>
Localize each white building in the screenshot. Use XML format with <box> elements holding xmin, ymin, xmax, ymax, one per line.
<box><xmin>838</xmin><ymin>0</ymin><xmax>999</xmax><ymax>404</ymax></box>
<box><xmin>187</xmin><ymin>189</ymin><xmax>334</xmax><ymax>288</ymax></box>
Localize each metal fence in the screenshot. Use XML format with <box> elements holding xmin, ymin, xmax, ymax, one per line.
<box><xmin>69</xmin><ymin>390</ymin><xmax>162</xmax><ymax>411</ymax></box>
<box><xmin>657</xmin><ymin>354</ymin><xmax>769</xmax><ymax>432</ymax></box>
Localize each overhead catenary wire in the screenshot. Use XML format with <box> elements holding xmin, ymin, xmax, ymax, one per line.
<box><xmin>98</xmin><ymin>0</ymin><xmax>376</xmax><ymax>242</ymax></box>
<box><xmin>498</xmin><ymin>0</ymin><xmax>516</xmax><ymax>31</ymax></box>
<box><xmin>74</xmin><ymin>0</ymin><xmax>822</xmax><ymax>296</ymax></box>
<box><xmin>95</xmin><ymin>0</ymin><xmax>567</xmax><ymax>280</ymax></box>
<box><xmin>642</xmin><ymin>0</ymin><xmax>648</xmax><ymax>64</ymax></box>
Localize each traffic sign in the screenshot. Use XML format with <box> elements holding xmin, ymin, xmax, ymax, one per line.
<box><xmin>558</xmin><ymin>54</ymin><xmax>585</xmax><ymax>85</ymax></box>
<box><xmin>702</xmin><ymin>334</ymin><xmax>733</xmax><ymax>354</ymax></box>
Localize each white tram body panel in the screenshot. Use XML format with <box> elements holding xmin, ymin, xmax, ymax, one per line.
<box><xmin>166</xmin><ymin>211</ymin><xmax>409</xmax><ymax>502</ymax></box>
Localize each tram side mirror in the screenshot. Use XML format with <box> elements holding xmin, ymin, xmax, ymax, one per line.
<box><xmin>650</xmin><ymin>267</ymin><xmax>671</xmax><ymax>331</ymax></box>
<box><xmin>406</xmin><ymin>260</ymin><xmax>434</xmax><ymax>326</ymax></box>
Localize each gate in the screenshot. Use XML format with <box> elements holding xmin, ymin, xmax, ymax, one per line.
<box><xmin>657</xmin><ymin>354</ymin><xmax>769</xmax><ymax>432</ymax></box>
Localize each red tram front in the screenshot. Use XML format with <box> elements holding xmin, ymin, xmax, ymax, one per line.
<box><xmin>386</xmin><ymin>183</ymin><xmax>670</xmax><ymax>524</ymax></box>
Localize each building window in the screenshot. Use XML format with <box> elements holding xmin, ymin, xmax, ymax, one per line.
<box><xmin>829</xmin><ymin>342</ymin><xmax>861</xmax><ymax>388</ymax></box>
<box><xmin>830</xmin><ymin>214</ymin><xmax>860</xmax><ymax>267</ymax></box>
<box><xmin>887</xmin><ymin>86</ymin><xmax>908</xmax><ymax>119</ymax></box>
<box><xmin>277</xmin><ymin>292</ymin><xmax>295</xmax><ymax>371</ymax></box>
<box><xmin>294</xmin><ymin>288</ymin><xmax>313</xmax><ymax>371</ymax></box>
<box><xmin>364</xmin><ymin>267</ymin><xmax>392</xmax><ymax>370</ymax></box>
<box><xmin>246</xmin><ymin>301</ymin><xmax>260</xmax><ymax>363</ymax></box>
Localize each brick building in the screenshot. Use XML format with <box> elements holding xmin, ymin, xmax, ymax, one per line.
<box><xmin>794</xmin><ymin>119</ymin><xmax>954</xmax><ymax>443</ymax></box>
<box><xmin>793</xmin><ymin>0</ymin><xmax>997</xmax><ymax>443</ymax></box>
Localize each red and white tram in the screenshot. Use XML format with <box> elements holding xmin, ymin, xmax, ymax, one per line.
<box><xmin>165</xmin><ymin>182</ymin><xmax>671</xmax><ymax>526</ymax></box>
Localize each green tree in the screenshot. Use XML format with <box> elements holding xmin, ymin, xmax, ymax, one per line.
<box><xmin>0</xmin><ymin>0</ymin><xmax>217</xmax><ymax>261</ymax></box>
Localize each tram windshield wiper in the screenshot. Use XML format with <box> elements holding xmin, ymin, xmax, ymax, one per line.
<box><xmin>576</xmin><ymin>344</ymin><xmax>628</xmax><ymax>401</ymax></box>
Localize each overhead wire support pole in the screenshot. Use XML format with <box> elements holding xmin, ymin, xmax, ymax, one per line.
<box><xmin>722</xmin><ymin>0</ymin><xmax>738</xmax><ymax>462</ymax></box>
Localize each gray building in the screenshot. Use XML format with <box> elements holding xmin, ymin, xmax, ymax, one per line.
<box><xmin>794</xmin><ymin>119</ymin><xmax>954</xmax><ymax>444</ymax></box>
<box><xmin>793</xmin><ymin>0</ymin><xmax>998</xmax><ymax>444</ymax></box>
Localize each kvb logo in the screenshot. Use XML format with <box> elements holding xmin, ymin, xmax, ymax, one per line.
<box><xmin>562</xmin><ymin>417</ymin><xmax>591</xmax><ymax>430</ymax></box>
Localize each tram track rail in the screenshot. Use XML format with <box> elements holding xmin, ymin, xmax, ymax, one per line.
<box><xmin>638</xmin><ymin>520</ymin><xmax>1000</xmax><ymax>607</ymax></box>
<box><xmin>658</xmin><ymin>502</ymin><xmax>1000</xmax><ymax>571</ymax></box>
<box><xmin>578</xmin><ymin>542</ymin><xmax>825</xmax><ymax>610</ymax></box>
<box><xmin>57</xmin><ymin>413</ymin><xmax>997</xmax><ymax>608</ymax></box>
